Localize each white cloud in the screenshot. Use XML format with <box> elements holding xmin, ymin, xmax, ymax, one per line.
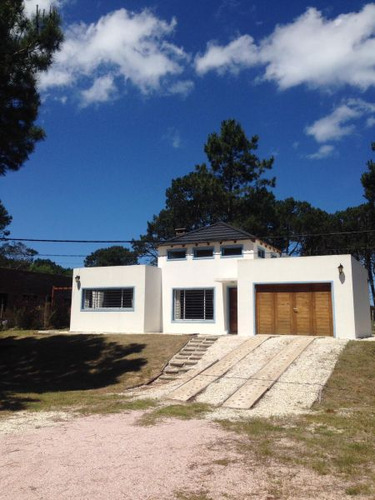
<box><xmin>306</xmin><ymin>98</ymin><xmax>375</xmax><ymax>143</ymax></box>
<box><xmin>307</xmin><ymin>145</ymin><xmax>335</xmax><ymax>160</ymax></box>
<box><xmin>80</xmin><ymin>75</ymin><xmax>117</xmax><ymax>107</ymax></box>
<box><xmin>305</xmin><ymin>105</ymin><xmax>359</xmax><ymax>143</ymax></box>
<box><xmin>195</xmin><ymin>35</ymin><xmax>258</xmax><ymax>75</ymax></box>
<box><xmin>196</xmin><ymin>4</ymin><xmax>375</xmax><ymax>90</ymax></box>
<box><xmin>163</xmin><ymin>128</ymin><xmax>182</xmax><ymax>149</ymax></box>
<box><xmin>259</xmin><ymin>5</ymin><xmax>375</xmax><ymax>90</ymax></box>
<box><xmin>39</xmin><ymin>8</ymin><xmax>189</xmax><ymax>104</ymax></box>
<box><xmin>167</xmin><ymin>80</ymin><xmax>194</xmax><ymax>97</ymax></box>
<box><xmin>24</xmin><ymin>0</ymin><xmax>65</xmax><ymax>17</ymax></box>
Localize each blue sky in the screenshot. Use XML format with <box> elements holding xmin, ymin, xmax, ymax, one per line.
<box><xmin>2</xmin><ymin>0</ymin><xmax>375</xmax><ymax>268</ymax></box>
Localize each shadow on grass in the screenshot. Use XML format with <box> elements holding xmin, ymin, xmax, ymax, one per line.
<box><xmin>0</xmin><ymin>334</ymin><xmax>147</xmax><ymax>411</ymax></box>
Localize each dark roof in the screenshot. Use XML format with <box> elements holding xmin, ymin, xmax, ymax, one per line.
<box><xmin>158</xmin><ymin>221</ymin><xmax>256</xmax><ymax>246</ymax></box>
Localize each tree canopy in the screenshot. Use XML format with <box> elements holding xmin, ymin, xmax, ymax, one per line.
<box><xmin>133</xmin><ymin>119</ymin><xmax>276</xmax><ymax>261</ymax></box>
<box><xmin>84</xmin><ymin>246</ymin><xmax>138</xmax><ymax>267</ymax></box>
<box><xmin>29</xmin><ymin>258</ymin><xmax>72</xmax><ymax>276</ymax></box>
<box><xmin>0</xmin><ymin>0</ymin><xmax>63</xmax><ymax>176</ymax></box>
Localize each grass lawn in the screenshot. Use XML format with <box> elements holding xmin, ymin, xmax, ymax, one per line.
<box><xmin>0</xmin><ymin>330</ymin><xmax>191</xmax><ymax>415</ymax></box>
<box><xmin>217</xmin><ymin>340</ymin><xmax>375</xmax><ymax>497</ymax></box>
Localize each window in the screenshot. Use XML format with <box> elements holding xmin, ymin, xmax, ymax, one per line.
<box><xmin>258</xmin><ymin>248</ymin><xmax>265</xmax><ymax>258</ymax></box>
<box><xmin>173</xmin><ymin>289</ymin><xmax>214</xmax><ymax>321</ymax></box>
<box><xmin>83</xmin><ymin>288</ymin><xmax>134</xmax><ymax>310</ymax></box>
<box><xmin>193</xmin><ymin>247</ymin><xmax>214</xmax><ymax>259</ymax></box>
<box><xmin>167</xmin><ymin>249</ymin><xmax>186</xmax><ymax>260</ymax></box>
<box><xmin>271</xmin><ymin>253</ymin><xmax>278</xmax><ymax>258</ymax></box>
<box><xmin>221</xmin><ymin>245</ymin><xmax>242</xmax><ymax>257</ymax></box>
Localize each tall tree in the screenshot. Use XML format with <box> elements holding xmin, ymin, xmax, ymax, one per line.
<box><xmin>272</xmin><ymin>198</ymin><xmax>335</xmax><ymax>256</ymax></box>
<box><xmin>204</xmin><ymin>119</ymin><xmax>275</xmax><ymax>221</ymax></box>
<box><xmin>361</xmin><ymin>142</ymin><xmax>375</xmax><ymax>207</ymax></box>
<box><xmin>0</xmin><ymin>242</ymin><xmax>37</xmax><ymax>270</ymax></box>
<box><xmin>133</xmin><ymin>119</ymin><xmax>275</xmax><ymax>261</ymax></box>
<box><xmin>84</xmin><ymin>246</ymin><xmax>138</xmax><ymax>267</ymax></box>
<box><xmin>0</xmin><ymin>0</ymin><xmax>63</xmax><ymax>175</ymax></box>
<box><xmin>0</xmin><ymin>201</ymin><xmax>12</xmax><ymax>238</ymax></box>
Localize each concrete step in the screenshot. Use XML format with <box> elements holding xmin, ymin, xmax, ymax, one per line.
<box><xmin>169</xmin><ymin>360</ymin><xmax>185</xmax><ymax>367</ymax></box>
<box><xmin>158</xmin><ymin>335</ymin><xmax>219</xmax><ymax>383</ymax></box>
<box><xmin>159</xmin><ymin>374</ymin><xmax>179</xmax><ymax>381</ymax></box>
<box><xmin>164</xmin><ymin>367</ymin><xmax>180</xmax><ymax>375</ymax></box>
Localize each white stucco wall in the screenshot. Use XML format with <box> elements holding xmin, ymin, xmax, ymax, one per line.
<box><xmin>237</xmin><ymin>254</ymin><xmax>371</xmax><ymax>339</ymax></box>
<box><xmin>158</xmin><ymin>244</ymin><xmax>249</xmax><ymax>334</ymax></box>
<box><xmin>350</xmin><ymin>257</ymin><xmax>372</xmax><ymax>338</ymax></box>
<box><xmin>144</xmin><ymin>266</ymin><xmax>162</xmax><ymax>332</ymax></box>
<box><xmin>70</xmin><ymin>265</ymin><xmax>161</xmax><ymax>334</ymax></box>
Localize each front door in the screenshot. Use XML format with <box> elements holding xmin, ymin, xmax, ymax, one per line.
<box><xmin>229</xmin><ymin>287</ymin><xmax>238</xmax><ymax>334</ymax></box>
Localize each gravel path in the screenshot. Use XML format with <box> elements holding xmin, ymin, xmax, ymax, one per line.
<box><xmin>0</xmin><ymin>411</ymin><xmax>360</xmax><ymax>499</ymax></box>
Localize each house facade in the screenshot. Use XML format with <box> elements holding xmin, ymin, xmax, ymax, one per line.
<box><xmin>70</xmin><ymin>222</ymin><xmax>371</xmax><ymax>339</ymax></box>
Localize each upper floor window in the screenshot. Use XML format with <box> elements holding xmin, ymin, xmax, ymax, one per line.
<box><xmin>83</xmin><ymin>288</ymin><xmax>134</xmax><ymax>310</ymax></box>
<box><xmin>258</xmin><ymin>248</ymin><xmax>266</xmax><ymax>258</ymax></box>
<box><xmin>193</xmin><ymin>247</ymin><xmax>214</xmax><ymax>259</ymax></box>
<box><xmin>167</xmin><ymin>249</ymin><xmax>187</xmax><ymax>260</ymax></box>
<box><xmin>221</xmin><ymin>245</ymin><xmax>243</xmax><ymax>257</ymax></box>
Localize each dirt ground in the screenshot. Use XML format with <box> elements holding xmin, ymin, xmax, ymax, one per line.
<box><xmin>0</xmin><ymin>410</ymin><xmax>366</xmax><ymax>500</ymax></box>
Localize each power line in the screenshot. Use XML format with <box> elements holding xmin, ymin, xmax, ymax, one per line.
<box><xmin>37</xmin><ymin>254</ymin><xmax>86</xmax><ymax>257</ymax></box>
<box><xmin>1</xmin><ymin>227</ymin><xmax>375</xmax><ymax>244</ymax></box>
<box><xmin>259</xmin><ymin>229</ymin><xmax>375</xmax><ymax>239</ymax></box>
<box><xmin>0</xmin><ymin>238</ymin><xmax>134</xmax><ymax>243</ymax></box>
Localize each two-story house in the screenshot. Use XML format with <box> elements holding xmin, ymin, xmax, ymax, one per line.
<box><xmin>70</xmin><ymin>222</ymin><xmax>371</xmax><ymax>339</ymax></box>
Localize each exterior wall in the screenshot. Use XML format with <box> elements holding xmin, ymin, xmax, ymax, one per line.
<box><xmin>158</xmin><ymin>242</ymin><xmax>251</xmax><ymax>334</ymax></box>
<box><xmin>70</xmin><ymin>265</ymin><xmax>158</xmax><ymax>334</ymax></box>
<box><xmin>350</xmin><ymin>257</ymin><xmax>372</xmax><ymax>338</ymax></box>
<box><xmin>237</xmin><ymin>254</ymin><xmax>371</xmax><ymax>339</ymax></box>
<box><xmin>144</xmin><ymin>266</ymin><xmax>162</xmax><ymax>332</ymax></box>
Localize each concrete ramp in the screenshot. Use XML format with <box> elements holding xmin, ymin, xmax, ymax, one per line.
<box><xmin>222</xmin><ymin>337</ymin><xmax>315</xmax><ymax>409</ymax></box>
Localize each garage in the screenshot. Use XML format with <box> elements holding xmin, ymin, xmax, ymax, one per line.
<box><xmin>256</xmin><ymin>283</ymin><xmax>333</xmax><ymax>336</ymax></box>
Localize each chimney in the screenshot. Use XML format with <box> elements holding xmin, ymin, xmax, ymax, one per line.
<box><xmin>175</xmin><ymin>227</ymin><xmax>186</xmax><ymax>236</ymax></box>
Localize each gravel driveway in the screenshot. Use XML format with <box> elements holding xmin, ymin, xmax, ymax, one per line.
<box><xmin>0</xmin><ymin>410</ymin><xmax>360</xmax><ymax>500</ymax></box>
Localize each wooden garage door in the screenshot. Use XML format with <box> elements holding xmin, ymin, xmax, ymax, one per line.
<box><xmin>256</xmin><ymin>283</ymin><xmax>333</xmax><ymax>336</ymax></box>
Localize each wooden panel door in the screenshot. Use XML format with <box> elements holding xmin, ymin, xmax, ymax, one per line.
<box><xmin>256</xmin><ymin>292</ymin><xmax>274</xmax><ymax>334</ymax></box>
<box><xmin>256</xmin><ymin>284</ymin><xmax>333</xmax><ymax>336</ymax></box>
<box><xmin>229</xmin><ymin>288</ymin><xmax>238</xmax><ymax>334</ymax></box>
<box><xmin>294</xmin><ymin>292</ymin><xmax>313</xmax><ymax>335</ymax></box>
<box><xmin>314</xmin><ymin>290</ymin><xmax>333</xmax><ymax>336</ymax></box>
<box><xmin>275</xmin><ymin>292</ymin><xmax>293</xmax><ymax>334</ymax></box>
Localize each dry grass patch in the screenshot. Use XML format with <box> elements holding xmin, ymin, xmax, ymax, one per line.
<box><xmin>0</xmin><ymin>330</ymin><xmax>190</xmax><ymax>415</ymax></box>
<box><xmin>138</xmin><ymin>402</ymin><xmax>212</xmax><ymax>426</ymax></box>
<box><xmin>218</xmin><ymin>341</ymin><xmax>375</xmax><ymax>497</ymax></box>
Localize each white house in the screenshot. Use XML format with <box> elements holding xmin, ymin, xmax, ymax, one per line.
<box><xmin>70</xmin><ymin>222</ymin><xmax>371</xmax><ymax>339</ymax></box>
